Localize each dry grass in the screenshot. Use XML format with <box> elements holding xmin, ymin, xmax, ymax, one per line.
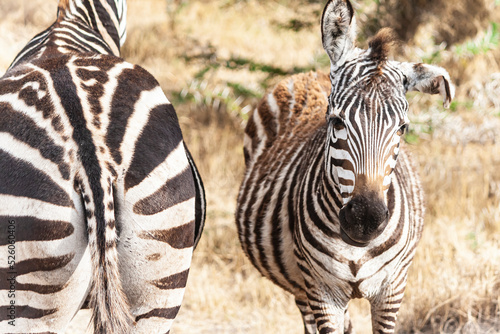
<box><xmin>1</xmin><ymin>0</ymin><xmax>500</xmax><ymax>333</ymax></box>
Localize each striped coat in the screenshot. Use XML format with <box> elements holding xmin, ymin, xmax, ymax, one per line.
<box><xmin>236</xmin><ymin>1</ymin><xmax>453</xmax><ymax>333</ymax></box>
<box><xmin>237</xmin><ymin>71</ymin><xmax>424</xmax><ymax>333</ymax></box>
<box><xmin>0</xmin><ymin>0</ymin><xmax>205</xmax><ymax>333</ymax></box>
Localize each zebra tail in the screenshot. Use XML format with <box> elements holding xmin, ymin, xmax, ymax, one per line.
<box><xmin>83</xmin><ymin>172</ymin><xmax>133</xmax><ymax>333</ymax></box>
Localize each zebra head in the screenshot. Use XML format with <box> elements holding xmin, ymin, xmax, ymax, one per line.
<box><xmin>321</xmin><ymin>0</ymin><xmax>454</xmax><ymax>246</ymax></box>
<box><xmin>57</xmin><ymin>0</ymin><xmax>128</xmax><ymax>54</ymax></box>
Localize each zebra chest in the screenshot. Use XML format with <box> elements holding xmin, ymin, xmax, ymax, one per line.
<box><xmin>296</xmin><ymin>224</ymin><xmax>410</xmax><ymax>300</ymax></box>
<box><xmin>307</xmin><ymin>250</ymin><xmax>400</xmax><ymax>300</ymax></box>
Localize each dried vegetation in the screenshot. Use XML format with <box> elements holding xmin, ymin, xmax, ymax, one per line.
<box><xmin>1</xmin><ymin>0</ymin><xmax>499</xmax><ymax>333</ymax></box>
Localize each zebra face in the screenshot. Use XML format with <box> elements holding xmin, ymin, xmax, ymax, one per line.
<box><xmin>325</xmin><ymin>58</ymin><xmax>409</xmax><ymax>246</ymax></box>
<box><xmin>321</xmin><ymin>0</ymin><xmax>454</xmax><ymax>246</ymax></box>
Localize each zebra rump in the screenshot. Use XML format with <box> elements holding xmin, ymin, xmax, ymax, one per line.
<box><xmin>0</xmin><ymin>0</ymin><xmax>205</xmax><ymax>333</ymax></box>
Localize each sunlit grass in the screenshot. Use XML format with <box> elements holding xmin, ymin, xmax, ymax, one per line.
<box><xmin>1</xmin><ymin>0</ymin><xmax>499</xmax><ymax>333</ymax></box>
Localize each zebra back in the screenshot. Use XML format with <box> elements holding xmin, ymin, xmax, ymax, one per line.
<box><xmin>243</xmin><ymin>71</ymin><xmax>331</xmax><ymax>167</ymax></box>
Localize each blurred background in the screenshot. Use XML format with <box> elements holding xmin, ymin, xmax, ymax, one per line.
<box><xmin>1</xmin><ymin>0</ymin><xmax>500</xmax><ymax>332</ymax></box>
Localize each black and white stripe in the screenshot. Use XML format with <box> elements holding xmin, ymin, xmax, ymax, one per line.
<box><xmin>236</xmin><ymin>1</ymin><xmax>454</xmax><ymax>333</ymax></box>
<box><xmin>0</xmin><ymin>0</ymin><xmax>205</xmax><ymax>333</ymax></box>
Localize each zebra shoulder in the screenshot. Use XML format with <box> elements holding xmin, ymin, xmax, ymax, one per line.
<box><xmin>244</xmin><ymin>71</ymin><xmax>331</xmax><ymax>165</ymax></box>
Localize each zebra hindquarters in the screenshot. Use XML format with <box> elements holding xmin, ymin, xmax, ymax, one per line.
<box><xmin>115</xmin><ymin>138</ymin><xmax>196</xmax><ymax>334</ymax></box>
<box><xmin>0</xmin><ymin>155</ymin><xmax>91</xmax><ymax>333</ymax></box>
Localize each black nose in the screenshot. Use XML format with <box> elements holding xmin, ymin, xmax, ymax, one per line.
<box><xmin>339</xmin><ymin>193</ymin><xmax>389</xmax><ymax>246</ymax></box>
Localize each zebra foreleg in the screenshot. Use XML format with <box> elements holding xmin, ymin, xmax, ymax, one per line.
<box><xmin>369</xmin><ymin>289</ymin><xmax>404</xmax><ymax>333</ymax></box>
<box><xmin>306</xmin><ymin>292</ymin><xmax>348</xmax><ymax>334</ymax></box>
<box><xmin>297</xmin><ymin>303</ymin><xmax>356</xmax><ymax>334</ymax></box>
<box><xmin>296</xmin><ymin>300</ymin><xmax>354</xmax><ymax>334</ymax></box>
<box><xmin>295</xmin><ymin>298</ymin><xmax>317</xmax><ymax>334</ymax></box>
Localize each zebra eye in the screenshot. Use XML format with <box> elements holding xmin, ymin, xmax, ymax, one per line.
<box><xmin>403</xmin><ymin>75</ymin><xmax>409</xmax><ymax>90</ymax></box>
<box><xmin>329</xmin><ymin>115</ymin><xmax>345</xmax><ymax>131</ymax></box>
<box><xmin>397</xmin><ymin>124</ymin><xmax>408</xmax><ymax>136</ymax></box>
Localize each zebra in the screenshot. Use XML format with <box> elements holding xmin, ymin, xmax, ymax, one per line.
<box><xmin>236</xmin><ymin>0</ymin><xmax>454</xmax><ymax>333</ymax></box>
<box><xmin>0</xmin><ymin>0</ymin><xmax>205</xmax><ymax>333</ymax></box>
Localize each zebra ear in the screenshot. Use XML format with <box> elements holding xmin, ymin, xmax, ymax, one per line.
<box><xmin>321</xmin><ymin>0</ymin><xmax>357</xmax><ymax>70</ymax></box>
<box><xmin>401</xmin><ymin>63</ymin><xmax>455</xmax><ymax>109</ymax></box>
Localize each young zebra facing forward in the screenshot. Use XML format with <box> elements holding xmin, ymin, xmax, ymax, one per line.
<box><xmin>0</xmin><ymin>0</ymin><xmax>205</xmax><ymax>333</ymax></box>
<box><xmin>236</xmin><ymin>0</ymin><xmax>454</xmax><ymax>333</ymax></box>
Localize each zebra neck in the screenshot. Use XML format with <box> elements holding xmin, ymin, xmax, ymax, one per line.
<box><xmin>56</xmin><ymin>0</ymin><xmax>124</xmax><ymax>56</ymax></box>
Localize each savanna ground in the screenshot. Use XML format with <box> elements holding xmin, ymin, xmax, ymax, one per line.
<box><xmin>1</xmin><ymin>0</ymin><xmax>500</xmax><ymax>333</ymax></box>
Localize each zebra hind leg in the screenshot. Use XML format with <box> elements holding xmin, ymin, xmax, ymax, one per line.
<box><xmin>0</xmin><ymin>191</ymin><xmax>91</xmax><ymax>333</ymax></box>
<box><xmin>295</xmin><ymin>299</ymin><xmax>317</xmax><ymax>334</ymax></box>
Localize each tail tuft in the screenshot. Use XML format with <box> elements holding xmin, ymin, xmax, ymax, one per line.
<box><xmin>83</xmin><ymin>176</ymin><xmax>133</xmax><ymax>333</ymax></box>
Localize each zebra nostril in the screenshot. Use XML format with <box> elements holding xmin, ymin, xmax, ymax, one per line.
<box><xmin>343</xmin><ymin>201</ymin><xmax>355</xmax><ymax>220</ymax></box>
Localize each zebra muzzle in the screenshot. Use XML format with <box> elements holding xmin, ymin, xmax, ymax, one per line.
<box><xmin>338</xmin><ymin>193</ymin><xmax>390</xmax><ymax>247</ymax></box>
<box><xmin>340</xmin><ymin>228</ymin><xmax>370</xmax><ymax>247</ymax></box>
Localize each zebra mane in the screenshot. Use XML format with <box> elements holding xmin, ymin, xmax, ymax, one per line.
<box><xmin>57</xmin><ymin>0</ymin><xmax>74</xmax><ymax>21</ymax></box>
<box><xmin>368</xmin><ymin>28</ymin><xmax>398</xmax><ymax>65</ymax></box>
